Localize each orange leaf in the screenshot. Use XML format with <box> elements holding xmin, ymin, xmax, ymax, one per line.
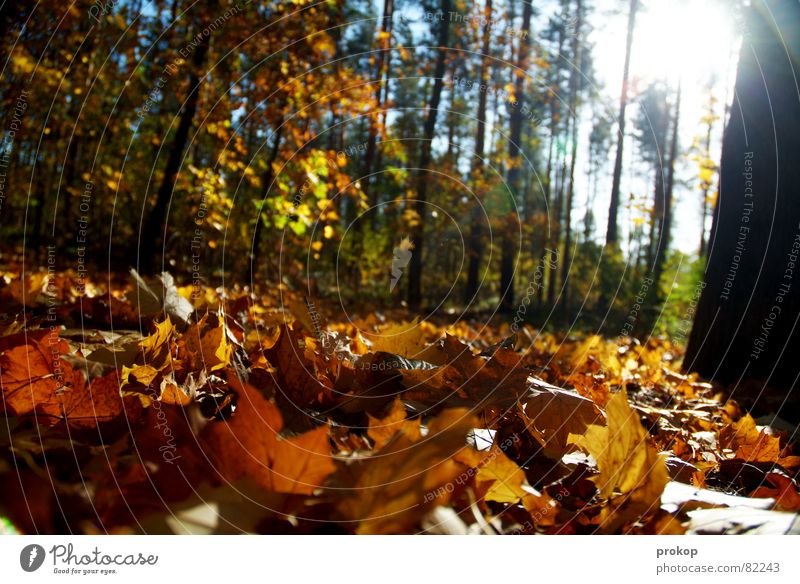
<box><xmin>366</xmin><ymin>399</ymin><xmax>420</xmax><ymax>449</ymax></box>
<box><xmin>720</xmin><ymin>415</ymin><xmax>782</xmax><ymax>463</ymax></box>
<box><xmin>750</xmin><ymin>473</ymin><xmax>800</xmax><ymax>512</ymax></box>
<box><xmin>335</xmin><ymin>408</ymin><xmax>477</xmax><ymax>534</ymax></box>
<box><xmin>201</xmin><ymin>381</ymin><xmax>335</xmax><ymax>495</ymax></box>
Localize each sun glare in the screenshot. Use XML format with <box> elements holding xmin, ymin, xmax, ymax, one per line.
<box><xmin>634</xmin><ymin>0</ymin><xmax>739</xmax><ymax>84</ymax></box>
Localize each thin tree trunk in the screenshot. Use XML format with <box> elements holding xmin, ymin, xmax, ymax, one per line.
<box><xmin>464</xmin><ymin>0</ymin><xmax>493</xmax><ymax>306</ymax></box>
<box><xmin>139</xmin><ymin>19</ymin><xmax>212</xmax><ymax>274</ymax></box>
<box><xmin>605</xmin><ymin>0</ymin><xmax>638</xmax><ymax>246</ymax></box>
<box><xmin>362</xmin><ymin>0</ymin><xmax>394</xmax><ymax>208</ymax></box>
<box><xmin>560</xmin><ymin>0</ymin><xmax>584</xmax><ymax>316</ymax></box>
<box><xmin>500</xmin><ymin>0</ymin><xmax>533</xmax><ymax>313</ymax></box>
<box><xmin>652</xmin><ymin>80</ymin><xmax>681</xmax><ymax>299</ymax></box>
<box><xmin>699</xmin><ymin>113</ymin><xmax>714</xmax><ymax>256</ymax></box>
<box><xmin>407</xmin><ymin>0</ymin><xmax>451</xmax><ymax>309</ymax></box>
<box><xmin>248</xmin><ymin>124</ymin><xmax>283</xmax><ymax>283</ymax></box>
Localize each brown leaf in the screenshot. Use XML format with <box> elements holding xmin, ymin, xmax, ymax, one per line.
<box><xmin>201</xmin><ymin>380</ymin><xmax>336</xmax><ymax>495</ymax></box>
<box><xmin>264</xmin><ymin>325</ymin><xmax>334</xmax><ymax>408</ymax></box>
<box><xmin>519</xmin><ymin>382</ymin><xmax>602</xmax><ymax>458</ymax></box>
<box><xmin>335</xmin><ymin>408</ymin><xmax>476</xmax><ymax>534</ymax></box>
<box><xmin>399</xmin><ymin>336</ymin><xmax>531</xmax><ymax>408</ymax></box>
<box><xmin>180</xmin><ymin>313</ymin><xmax>232</xmax><ymax>373</ymax></box>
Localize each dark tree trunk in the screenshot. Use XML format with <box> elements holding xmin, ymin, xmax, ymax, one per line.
<box><xmin>139</xmin><ymin>21</ymin><xmax>211</xmax><ymax>275</ymax></box>
<box><xmin>465</xmin><ymin>0</ymin><xmax>493</xmax><ymax>306</ymax></box>
<box><xmin>407</xmin><ymin>0</ymin><xmax>451</xmax><ymax>309</ymax></box>
<box><xmin>651</xmin><ymin>80</ymin><xmax>681</xmax><ymax>301</ymax></box>
<box><xmin>684</xmin><ymin>0</ymin><xmax>800</xmax><ymax>405</ymax></box>
<box><xmin>248</xmin><ymin>124</ymin><xmax>283</xmax><ymax>284</ymax></box>
<box><xmin>362</xmin><ymin>0</ymin><xmax>394</xmax><ymax>209</ymax></box>
<box><xmin>500</xmin><ymin>0</ymin><xmax>533</xmax><ymax>313</ymax></box>
<box><xmin>605</xmin><ymin>0</ymin><xmax>637</xmax><ymax>246</ymax></box>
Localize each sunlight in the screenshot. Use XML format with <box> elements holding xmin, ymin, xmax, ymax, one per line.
<box><xmin>634</xmin><ymin>0</ymin><xmax>739</xmax><ymax>83</ymax></box>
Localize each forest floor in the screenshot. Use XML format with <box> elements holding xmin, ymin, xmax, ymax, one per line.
<box><xmin>1</xmin><ymin>269</ymin><xmax>799</xmax><ymax>534</ymax></box>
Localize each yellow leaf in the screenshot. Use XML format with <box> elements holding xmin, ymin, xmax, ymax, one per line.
<box><xmin>120</xmin><ymin>364</ymin><xmax>159</xmax><ymax>386</ymax></box>
<box><xmin>362</xmin><ymin>319</ymin><xmax>431</xmax><ymax>360</ymax></box>
<box><xmin>476</xmin><ymin>449</ymin><xmax>528</xmax><ymax>503</ymax></box>
<box><xmin>139</xmin><ymin>316</ymin><xmax>176</xmax><ymax>370</ymax></box>
<box><xmin>569</xmin><ymin>389</ymin><xmax>668</xmax><ymax>532</ymax></box>
<box><xmin>367</xmin><ymin>399</ymin><xmax>420</xmax><ymax>449</ymax></box>
<box><xmin>182</xmin><ymin>314</ymin><xmax>231</xmax><ymax>372</ymax></box>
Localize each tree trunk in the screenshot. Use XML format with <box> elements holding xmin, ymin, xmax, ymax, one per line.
<box><xmin>407</xmin><ymin>0</ymin><xmax>451</xmax><ymax>309</ymax></box>
<box><xmin>560</xmin><ymin>0</ymin><xmax>584</xmax><ymax>317</ymax></box>
<box><xmin>650</xmin><ymin>80</ymin><xmax>681</xmax><ymax>309</ymax></box>
<box><xmin>465</xmin><ymin>0</ymin><xmax>493</xmax><ymax>306</ymax></box>
<box><xmin>684</xmin><ymin>0</ymin><xmax>800</xmax><ymax>403</ymax></box>
<box><xmin>500</xmin><ymin>0</ymin><xmax>533</xmax><ymax>313</ymax></box>
<box><xmin>248</xmin><ymin>124</ymin><xmax>283</xmax><ymax>283</ymax></box>
<box><xmin>139</xmin><ymin>23</ymin><xmax>211</xmax><ymax>275</ymax></box>
<box><xmin>362</xmin><ymin>0</ymin><xmax>394</xmax><ymax>209</ymax></box>
<box><xmin>605</xmin><ymin>0</ymin><xmax>638</xmax><ymax>246</ymax></box>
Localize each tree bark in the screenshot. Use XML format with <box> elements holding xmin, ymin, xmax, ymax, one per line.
<box><xmin>500</xmin><ymin>0</ymin><xmax>533</xmax><ymax>313</ymax></box>
<box><xmin>560</xmin><ymin>0</ymin><xmax>584</xmax><ymax>317</ymax></box>
<box><xmin>407</xmin><ymin>0</ymin><xmax>451</xmax><ymax>309</ymax></box>
<box><xmin>605</xmin><ymin>0</ymin><xmax>638</xmax><ymax>246</ymax></box>
<box><xmin>139</xmin><ymin>23</ymin><xmax>211</xmax><ymax>275</ymax></box>
<box><xmin>684</xmin><ymin>0</ymin><xmax>800</xmax><ymax>400</ymax></box>
<box><xmin>465</xmin><ymin>0</ymin><xmax>493</xmax><ymax>306</ymax></box>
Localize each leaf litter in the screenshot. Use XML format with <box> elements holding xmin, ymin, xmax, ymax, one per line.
<box><xmin>0</xmin><ymin>271</ymin><xmax>799</xmax><ymax>534</ymax></box>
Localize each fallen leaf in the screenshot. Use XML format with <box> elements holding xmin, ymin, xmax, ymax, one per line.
<box><xmin>367</xmin><ymin>399</ymin><xmax>420</xmax><ymax>449</ymax></box>
<box><xmin>181</xmin><ymin>313</ymin><xmax>232</xmax><ymax>373</ymax></box>
<box><xmin>476</xmin><ymin>448</ymin><xmax>528</xmax><ymax>503</ymax></box>
<box><xmin>201</xmin><ymin>380</ymin><xmax>336</xmax><ymax>495</ymax></box>
<box><xmin>334</xmin><ymin>408</ymin><xmax>476</xmax><ymax>534</ymax></box>
<box><xmin>569</xmin><ymin>389</ymin><xmax>669</xmax><ymax>532</ymax></box>
<box><xmin>519</xmin><ymin>382</ymin><xmax>602</xmax><ymax>458</ymax></box>
<box><xmin>750</xmin><ymin>473</ymin><xmax>800</xmax><ymax>512</ymax></box>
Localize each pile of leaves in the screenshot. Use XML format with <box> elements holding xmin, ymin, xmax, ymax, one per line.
<box><xmin>1</xmin><ymin>269</ymin><xmax>799</xmax><ymax>534</ymax></box>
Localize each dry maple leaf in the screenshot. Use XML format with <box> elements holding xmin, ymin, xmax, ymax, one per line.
<box><xmin>181</xmin><ymin>313</ymin><xmax>232</xmax><ymax>372</ymax></box>
<box><xmin>201</xmin><ymin>380</ymin><xmax>336</xmax><ymax>495</ymax></box>
<box><xmin>58</xmin><ymin>370</ymin><xmax>127</xmax><ymax>428</ymax></box>
<box><xmin>718</xmin><ymin>414</ymin><xmax>798</xmax><ymax>466</ymax></box>
<box><xmin>569</xmin><ymin>389</ymin><xmax>669</xmax><ymax>533</ymax></box>
<box><xmin>264</xmin><ymin>325</ymin><xmax>334</xmax><ymax>408</ymax></box>
<box><xmin>399</xmin><ymin>336</ymin><xmax>531</xmax><ymax>408</ymax></box>
<box><xmin>0</xmin><ymin>331</ymin><xmax>125</xmax><ymax>427</ymax></box>
<box><xmin>453</xmin><ymin>444</ymin><xmax>530</xmax><ymax>504</ymax></box>
<box><xmin>334</xmin><ymin>408</ymin><xmax>476</xmax><ymax>534</ymax></box>
<box><xmin>367</xmin><ymin>399</ymin><xmax>421</xmax><ymax>449</ymax></box>
<box><xmin>476</xmin><ymin>449</ymin><xmax>528</xmax><ymax>504</ymax></box>
<box><xmin>361</xmin><ymin>319</ymin><xmax>442</xmax><ymax>361</ymax></box>
<box><xmin>519</xmin><ymin>382</ymin><xmax>602</xmax><ymax>458</ymax></box>
<box><xmin>139</xmin><ymin>316</ymin><xmax>177</xmax><ymax>370</ymax></box>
